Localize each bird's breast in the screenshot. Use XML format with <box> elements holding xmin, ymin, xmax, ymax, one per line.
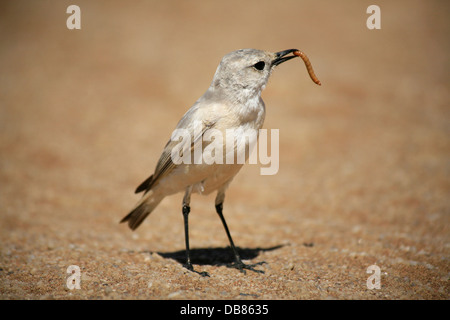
<box><xmin>234</xmin><ymin>95</ymin><xmax>265</xmax><ymax>129</ymax></box>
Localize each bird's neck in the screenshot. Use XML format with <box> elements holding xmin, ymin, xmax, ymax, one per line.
<box><xmin>205</xmin><ymin>84</ymin><xmax>266</xmax><ymax>127</ymax></box>
<box><xmin>215</xmin><ymin>83</ymin><xmax>262</xmax><ymax>105</ymax></box>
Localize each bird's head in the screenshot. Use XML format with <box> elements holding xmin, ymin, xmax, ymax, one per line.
<box><xmin>211</xmin><ymin>48</ymin><xmax>310</xmax><ymax>93</ymax></box>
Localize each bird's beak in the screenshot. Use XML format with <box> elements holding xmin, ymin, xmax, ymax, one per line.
<box><xmin>272</xmin><ymin>49</ymin><xmax>299</xmax><ymax>66</ymax></box>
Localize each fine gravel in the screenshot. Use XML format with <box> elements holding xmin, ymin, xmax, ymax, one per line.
<box><xmin>1</xmin><ymin>1</ymin><xmax>449</xmax><ymax>300</ymax></box>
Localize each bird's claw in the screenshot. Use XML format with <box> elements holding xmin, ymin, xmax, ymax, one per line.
<box><xmin>183</xmin><ymin>263</ymin><xmax>210</xmax><ymax>277</ymax></box>
<box><xmin>229</xmin><ymin>260</ymin><xmax>266</xmax><ymax>274</ymax></box>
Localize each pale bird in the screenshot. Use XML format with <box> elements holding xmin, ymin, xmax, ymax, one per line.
<box><xmin>121</xmin><ymin>48</ymin><xmax>320</xmax><ymax>276</ymax></box>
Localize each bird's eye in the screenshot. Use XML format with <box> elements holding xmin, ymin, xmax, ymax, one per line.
<box><xmin>253</xmin><ymin>61</ymin><xmax>265</xmax><ymax>71</ymax></box>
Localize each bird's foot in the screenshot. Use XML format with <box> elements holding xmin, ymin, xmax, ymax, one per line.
<box><xmin>183</xmin><ymin>263</ymin><xmax>210</xmax><ymax>277</ymax></box>
<box><xmin>229</xmin><ymin>260</ymin><xmax>266</xmax><ymax>274</ymax></box>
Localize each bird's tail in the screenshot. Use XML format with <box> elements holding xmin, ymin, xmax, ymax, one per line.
<box><xmin>120</xmin><ymin>191</ymin><xmax>163</xmax><ymax>230</ymax></box>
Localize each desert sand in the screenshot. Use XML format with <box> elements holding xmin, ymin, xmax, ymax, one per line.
<box><xmin>0</xmin><ymin>1</ymin><xmax>448</xmax><ymax>300</ymax></box>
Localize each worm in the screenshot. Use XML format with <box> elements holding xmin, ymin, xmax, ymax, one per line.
<box><xmin>293</xmin><ymin>50</ymin><xmax>321</xmax><ymax>86</ymax></box>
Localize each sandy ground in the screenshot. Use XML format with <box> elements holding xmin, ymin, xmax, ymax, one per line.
<box><xmin>0</xmin><ymin>0</ymin><xmax>449</xmax><ymax>300</ymax></box>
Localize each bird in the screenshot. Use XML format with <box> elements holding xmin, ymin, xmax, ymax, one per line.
<box><xmin>121</xmin><ymin>48</ymin><xmax>321</xmax><ymax>276</ymax></box>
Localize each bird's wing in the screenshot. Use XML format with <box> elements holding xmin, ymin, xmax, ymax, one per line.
<box><xmin>135</xmin><ymin>105</ymin><xmax>218</xmax><ymax>194</ymax></box>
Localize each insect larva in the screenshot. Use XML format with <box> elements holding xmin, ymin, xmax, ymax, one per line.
<box><xmin>293</xmin><ymin>50</ymin><xmax>321</xmax><ymax>86</ymax></box>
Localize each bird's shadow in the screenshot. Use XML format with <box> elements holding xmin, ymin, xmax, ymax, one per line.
<box><xmin>141</xmin><ymin>245</ymin><xmax>285</xmax><ymax>268</ymax></box>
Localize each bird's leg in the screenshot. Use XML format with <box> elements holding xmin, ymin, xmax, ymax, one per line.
<box><xmin>182</xmin><ymin>204</ymin><xmax>192</xmax><ymax>271</ymax></box>
<box><xmin>215</xmin><ymin>192</ymin><xmax>265</xmax><ymax>274</ymax></box>
<box><xmin>182</xmin><ymin>186</ymin><xmax>209</xmax><ymax>277</ymax></box>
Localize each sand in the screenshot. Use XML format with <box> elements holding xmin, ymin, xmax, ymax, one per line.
<box><xmin>0</xmin><ymin>0</ymin><xmax>449</xmax><ymax>300</ymax></box>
